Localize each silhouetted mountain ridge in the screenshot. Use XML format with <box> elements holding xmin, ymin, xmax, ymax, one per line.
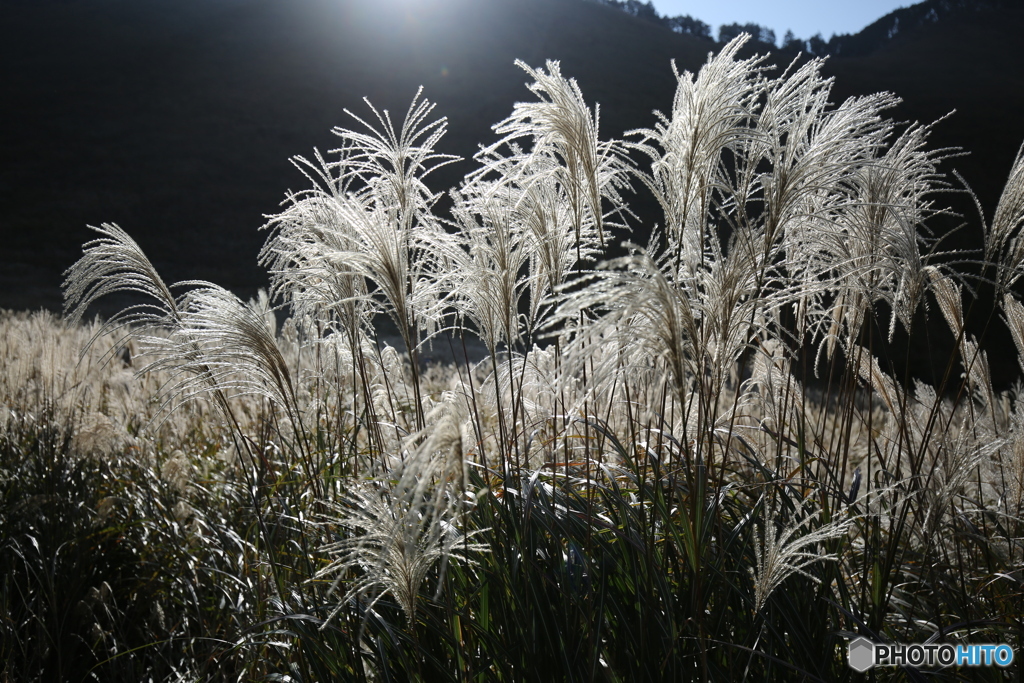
<box><xmin>813</xmin><ymin>0</ymin><xmax>1017</xmax><ymax>57</ymax></box>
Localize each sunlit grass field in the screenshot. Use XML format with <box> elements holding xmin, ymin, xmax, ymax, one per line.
<box><xmin>3</xmin><ymin>37</ymin><xmax>1023</xmax><ymax>681</ymax></box>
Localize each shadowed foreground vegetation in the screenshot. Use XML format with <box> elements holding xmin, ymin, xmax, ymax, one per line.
<box><xmin>3</xmin><ymin>37</ymin><xmax>1024</xmax><ymax>681</ymax></box>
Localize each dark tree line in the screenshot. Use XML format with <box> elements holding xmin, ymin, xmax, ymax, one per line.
<box><xmin>717</xmin><ymin>22</ymin><xmax>774</xmax><ymax>46</ymax></box>
<box><xmin>587</xmin><ymin>0</ymin><xmax>834</xmax><ymax>55</ymax></box>
<box><xmin>587</xmin><ymin>0</ymin><xmax>1018</xmax><ymax>58</ymax></box>
<box><xmin>589</xmin><ymin>0</ymin><xmax>713</xmax><ymax>40</ymax></box>
<box><xmin>588</xmin><ymin>0</ymin><xmax>779</xmax><ymax>45</ymax></box>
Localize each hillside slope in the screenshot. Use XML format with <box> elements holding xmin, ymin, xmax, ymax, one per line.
<box><xmin>0</xmin><ymin>0</ymin><xmax>712</xmax><ymax>311</ymax></box>
<box><xmin>2</xmin><ymin>0</ymin><xmax>1022</xmax><ymax>315</ymax></box>
<box><xmin>826</xmin><ymin>1</ymin><xmax>1024</xmax><ymax>220</ymax></box>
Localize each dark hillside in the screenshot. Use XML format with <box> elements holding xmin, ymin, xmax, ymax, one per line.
<box><xmin>826</xmin><ymin>1</ymin><xmax>1024</xmax><ymax>223</ymax></box>
<box><xmin>2</xmin><ymin>0</ymin><xmax>1023</xmax><ymax>318</ymax></box>
<box><xmin>821</xmin><ymin>0</ymin><xmax>1014</xmax><ymax>58</ymax></box>
<box><xmin>0</xmin><ymin>0</ymin><xmax>712</xmax><ymax>312</ymax></box>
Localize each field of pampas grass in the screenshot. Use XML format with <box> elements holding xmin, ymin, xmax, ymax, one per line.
<box><xmin>3</xmin><ymin>36</ymin><xmax>1023</xmax><ymax>681</ymax></box>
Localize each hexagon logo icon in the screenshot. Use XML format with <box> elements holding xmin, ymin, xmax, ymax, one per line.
<box><xmin>848</xmin><ymin>637</ymin><xmax>875</xmax><ymax>672</ymax></box>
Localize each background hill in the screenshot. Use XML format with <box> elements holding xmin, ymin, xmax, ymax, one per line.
<box><xmin>826</xmin><ymin>1</ymin><xmax>1024</xmax><ymax>233</ymax></box>
<box><xmin>2</xmin><ymin>0</ymin><xmax>1023</xmax><ymax>316</ymax></box>
<box><xmin>1</xmin><ymin>0</ymin><xmax>713</xmax><ymax>312</ymax></box>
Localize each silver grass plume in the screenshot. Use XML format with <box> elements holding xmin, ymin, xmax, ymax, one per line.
<box><xmin>160</xmin><ymin>286</ymin><xmax>301</xmax><ymax>425</ymax></box>
<box><xmin>455</xmin><ymin>151</ymin><xmax>591</xmax><ymax>338</ymax></box>
<box><xmin>628</xmin><ymin>35</ymin><xmax>766</xmax><ymax>270</ymax></box>
<box><xmin>262</xmin><ymin>90</ymin><xmax>458</xmax><ymax>432</ymax></box>
<box><xmin>64</xmin><ymin>223</ymin><xmax>182</xmax><ymax>332</ymax></box>
<box><xmin>918</xmin><ymin>414</ymin><xmax>998</xmax><ymax>543</ymax></box>
<box><xmin>853</xmin><ymin>344</ymin><xmax>902</xmax><ymax>418</ymax></box>
<box><xmin>62</xmin><ymin>224</ymin><xmax>216</xmax><ymax>418</ymax></box>
<box><xmin>1002</xmin><ymin>293</ymin><xmax>1024</xmax><ymax>376</ymax></box>
<box><xmin>931</xmin><ymin>270</ymin><xmax>994</xmax><ymax>408</ymax></box>
<box><xmin>748</xmin><ymin>339</ymin><xmax>802</xmax><ymax>442</ymax></box>
<box><xmin>752</xmin><ymin>494</ymin><xmax>852</xmax><ymax>612</ymax></box>
<box><xmin>448</xmin><ymin>178</ymin><xmax>531</xmax><ymax>354</ymax></box>
<box><xmin>452</xmin><ymin>59</ymin><xmax>632</xmax><ymax>349</ymax></box>
<box><xmin>63</xmin><ymin>224</ymin><xmax>303</xmax><ymax>442</ymax></box>
<box><xmin>985</xmin><ymin>142</ymin><xmax>1024</xmax><ymax>290</ymax></box>
<box><xmin>490</xmin><ymin>60</ymin><xmax>632</xmax><ymax>249</ymax></box>
<box><xmin>518</xmin><ymin>164</ymin><xmax>589</xmax><ymax>328</ymax></box>
<box><xmin>315</xmin><ymin>458</ymin><xmax>484</xmax><ymax>629</ymax></box>
<box><xmin>564</xmin><ymin>230</ymin><xmax>769</xmax><ymax>443</ymax></box>
<box><xmin>571</xmin><ymin>246</ymin><xmax>699</xmax><ymax>411</ymax></box>
<box><xmin>264</xmin><ymin>90</ymin><xmax>456</xmax><ymax>351</ymax></box>
<box><xmin>794</xmin><ymin>120</ymin><xmax>944</xmax><ymax>359</ymax></box>
<box><xmin>1007</xmin><ymin>399</ymin><xmax>1024</xmax><ymax>511</ymax></box>
<box><xmin>260</xmin><ymin>148</ymin><xmax>374</xmax><ymax>343</ymax></box>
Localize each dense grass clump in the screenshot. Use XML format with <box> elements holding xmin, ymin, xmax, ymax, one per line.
<box><xmin>3</xmin><ymin>35</ymin><xmax>1023</xmax><ymax>680</ymax></box>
